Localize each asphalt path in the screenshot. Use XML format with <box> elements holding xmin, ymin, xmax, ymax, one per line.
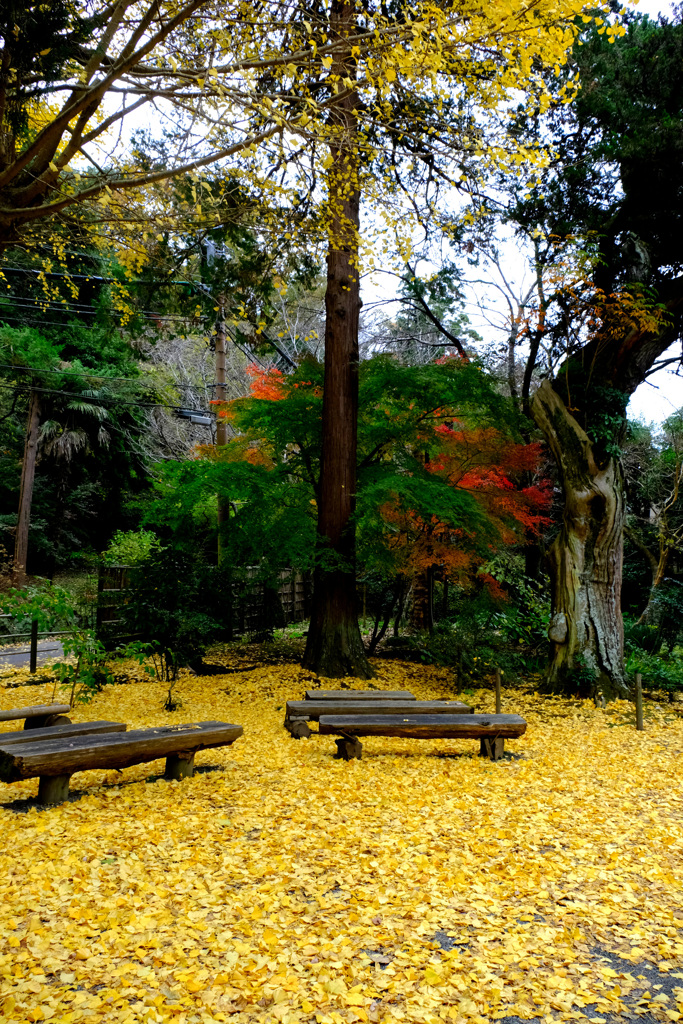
<box><xmin>0</xmin><ymin>640</ymin><xmax>64</xmax><ymax>669</ymax></box>
<box><xmin>434</xmin><ymin>931</ymin><xmax>681</xmax><ymax>1023</ymax></box>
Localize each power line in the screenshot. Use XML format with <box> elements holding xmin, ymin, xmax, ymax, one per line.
<box><xmin>0</xmin><ymin>265</ymin><xmax>212</xmax><ymax>292</ymax></box>
<box><xmin>0</xmin><ymin>296</ymin><xmax>202</xmax><ymax>322</ymax></box>
<box><xmin>0</xmin><ymin>380</ymin><xmax>214</xmax><ymax>416</ymax></box>
<box><xmin>0</xmin><ymin>362</ymin><xmax>220</xmax><ymax>390</ymax></box>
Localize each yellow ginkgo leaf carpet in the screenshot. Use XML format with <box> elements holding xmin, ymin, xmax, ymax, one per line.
<box><xmin>1</xmin><ymin>660</ymin><xmax>682</xmax><ymax>1024</ymax></box>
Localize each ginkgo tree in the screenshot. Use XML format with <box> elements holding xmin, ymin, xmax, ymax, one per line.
<box><xmin>235</xmin><ymin>0</ymin><xmax>609</xmax><ymax>676</ymax></box>
<box><xmin>3</xmin><ymin>0</ymin><xmax>607</xmax><ymax>674</ymax></box>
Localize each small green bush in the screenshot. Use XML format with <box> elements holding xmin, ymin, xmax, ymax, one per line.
<box><xmin>102</xmin><ymin>529</ymin><xmax>161</xmax><ymax>566</ymax></box>
<box><xmin>51</xmin><ymin>632</ymin><xmax>115</xmax><ymax>706</ymax></box>
<box><xmin>121</xmin><ymin>551</ymin><xmax>232</xmax><ymax>678</ymax></box>
<box><xmin>626</xmin><ymin>645</ymin><xmax>683</xmax><ymax>694</ymax></box>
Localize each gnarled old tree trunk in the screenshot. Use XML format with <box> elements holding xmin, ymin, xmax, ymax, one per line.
<box><xmin>531</xmin><ymin>381</ymin><xmax>628</xmax><ymax>698</ymax></box>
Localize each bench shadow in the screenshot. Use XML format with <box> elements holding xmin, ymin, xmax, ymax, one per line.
<box><xmin>436</xmin><ymin>749</ymin><xmax>526</xmax><ymax>762</ymax></box>
<box><xmin>325</xmin><ymin>750</ymin><xmax>525</xmax><ymax>762</ymax></box>
<box><xmin>0</xmin><ymin>763</ymin><xmax>227</xmax><ymax>813</ymax></box>
<box><xmin>143</xmin><ymin>763</ymin><xmax>224</xmax><ymax>783</ymax></box>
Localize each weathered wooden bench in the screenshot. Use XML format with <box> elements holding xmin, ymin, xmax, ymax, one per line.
<box><xmin>0</xmin><ymin>720</ymin><xmax>126</xmax><ymax>746</ymax></box>
<box><xmin>0</xmin><ymin>720</ymin><xmax>243</xmax><ymax>804</ymax></box>
<box><xmin>286</xmin><ymin>699</ymin><xmax>473</xmax><ymax>738</ymax></box>
<box><xmin>318</xmin><ymin>713</ymin><xmax>527</xmax><ymax>761</ymax></box>
<box><xmin>304</xmin><ymin>690</ymin><xmax>416</xmax><ymax>701</ymax></box>
<box><xmin>0</xmin><ymin>704</ymin><xmax>72</xmax><ymax>729</ymax></box>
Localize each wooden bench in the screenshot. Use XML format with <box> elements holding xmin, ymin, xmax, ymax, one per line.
<box><xmin>0</xmin><ymin>720</ymin><xmax>243</xmax><ymax>804</ymax></box>
<box><xmin>318</xmin><ymin>713</ymin><xmax>527</xmax><ymax>761</ymax></box>
<box><xmin>0</xmin><ymin>721</ymin><xmax>126</xmax><ymax>746</ymax></box>
<box><xmin>286</xmin><ymin>699</ymin><xmax>473</xmax><ymax>738</ymax></box>
<box><xmin>0</xmin><ymin>704</ymin><xmax>72</xmax><ymax>730</ymax></box>
<box><xmin>304</xmin><ymin>690</ymin><xmax>415</xmax><ymax>701</ymax></box>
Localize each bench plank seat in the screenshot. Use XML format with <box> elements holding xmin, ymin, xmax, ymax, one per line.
<box><xmin>304</xmin><ymin>690</ymin><xmax>415</xmax><ymax>701</ymax></box>
<box><xmin>0</xmin><ymin>704</ymin><xmax>71</xmax><ymax>729</ymax></box>
<box><xmin>0</xmin><ymin>721</ymin><xmax>243</xmax><ymax>780</ymax></box>
<box><xmin>286</xmin><ymin>700</ymin><xmax>473</xmax><ymax>737</ymax></box>
<box><xmin>0</xmin><ymin>721</ymin><xmax>126</xmax><ymax>746</ymax></box>
<box><xmin>0</xmin><ymin>721</ymin><xmax>243</xmax><ymax>804</ymax></box>
<box><xmin>318</xmin><ymin>713</ymin><xmax>527</xmax><ymax>762</ymax></box>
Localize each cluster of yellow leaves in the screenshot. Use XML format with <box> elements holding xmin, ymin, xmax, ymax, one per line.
<box><xmin>1</xmin><ymin>659</ymin><xmax>682</xmax><ymax>1024</ymax></box>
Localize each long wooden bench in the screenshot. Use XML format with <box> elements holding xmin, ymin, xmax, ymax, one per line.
<box><xmin>304</xmin><ymin>690</ymin><xmax>416</xmax><ymax>701</ymax></box>
<box><xmin>318</xmin><ymin>713</ymin><xmax>527</xmax><ymax>761</ymax></box>
<box><xmin>0</xmin><ymin>704</ymin><xmax>72</xmax><ymax>729</ymax></box>
<box><xmin>0</xmin><ymin>721</ymin><xmax>126</xmax><ymax>746</ymax></box>
<box><xmin>0</xmin><ymin>720</ymin><xmax>243</xmax><ymax>804</ymax></box>
<box><xmin>286</xmin><ymin>699</ymin><xmax>473</xmax><ymax>738</ymax></box>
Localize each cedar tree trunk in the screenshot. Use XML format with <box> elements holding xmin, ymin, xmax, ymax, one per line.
<box><xmin>13</xmin><ymin>389</ymin><xmax>41</xmax><ymax>585</ymax></box>
<box><xmin>215</xmin><ymin>300</ymin><xmax>229</xmax><ymax>564</ymax></box>
<box><xmin>303</xmin><ymin>0</ymin><xmax>372</xmax><ymax>678</ymax></box>
<box><xmin>531</xmin><ymin>381</ymin><xmax>628</xmax><ymax>698</ymax></box>
<box><xmin>215</xmin><ymin>302</ymin><xmax>233</xmax><ymax>637</ymax></box>
<box><xmin>410</xmin><ymin>569</ymin><xmax>434</xmax><ymax>632</ymax></box>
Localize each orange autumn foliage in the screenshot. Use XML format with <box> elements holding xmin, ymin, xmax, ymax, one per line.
<box><xmin>246</xmin><ymin>365</ymin><xmax>286</xmax><ymax>400</ymax></box>
<box><xmin>380</xmin><ymin>425</ymin><xmax>551</xmax><ymax>598</ymax></box>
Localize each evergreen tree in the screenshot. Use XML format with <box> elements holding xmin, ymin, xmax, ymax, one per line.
<box><xmin>462</xmin><ymin>10</ymin><xmax>683</xmax><ymax>696</ymax></box>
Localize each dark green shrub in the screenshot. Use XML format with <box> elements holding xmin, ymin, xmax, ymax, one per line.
<box><xmin>121</xmin><ymin>551</ymin><xmax>232</xmax><ymax>678</ymax></box>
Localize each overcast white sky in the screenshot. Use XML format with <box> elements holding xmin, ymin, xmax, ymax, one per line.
<box><xmin>363</xmin><ymin>0</ymin><xmax>682</xmax><ymax>424</ymax></box>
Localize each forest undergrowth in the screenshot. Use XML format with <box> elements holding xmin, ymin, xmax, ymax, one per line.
<box><xmin>1</xmin><ymin>657</ymin><xmax>682</xmax><ymax>1024</ymax></box>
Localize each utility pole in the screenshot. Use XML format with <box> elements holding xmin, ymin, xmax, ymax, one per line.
<box><xmin>14</xmin><ymin>389</ymin><xmax>41</xmax><ymax>586</ymax></box>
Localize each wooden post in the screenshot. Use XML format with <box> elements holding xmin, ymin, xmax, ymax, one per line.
<box><xmin>334</xmin><ymin>735</ymin><xmax>363</xmax><ymax>760</ymax></box>
<box><xmin>635</xmin><ymin>672</ymin><xmax>644</xmax><ymax>731</ymax></box>
<box><xmin>38</xmin><ymin>774</ymin><xmax>71</xmax><ymax>805</ymax></box>
<box><xmin>495</xmin><ymin>667</ymin><xmax>502</xmax><ymax>714</ymax></box>
<box><xmin>14</xmin><ymin>389</ymin><xmax>41</xmax><ymax>585</ymax></box>
<box><xmin>165</xmin><ymin>752</ymin><xmax>195</xmax><ymax>780</ymax></box>
<box><xmin>480</xmin><ymin>736</ymin><xmax>505</xmax><ymax>761</ymax></box>
<box><xmin>288</xmin><ymin>719</ymin><xmax>312</xmax><ymax>739</ymax></box>
<box><xmin>29</xmin><ymin>619</ymin><xmax>38</xmax><ymax>674</ymax></box>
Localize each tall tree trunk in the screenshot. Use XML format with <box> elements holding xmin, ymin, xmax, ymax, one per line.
<box><xmin>303</xmin><ymin>0</ymin><xmax>371</xmax><ymax>678</ymax></box>
<box><xmin>410</xmin><ymin>569</ymin><xmax>434</xmax><ymax>632</ymax></box>
<box><xmin>531</xmin><ymin>381</ymin><xmax>628</xmax><ymax>698</ymax></box>
<box><xmin>13</xmin><ymin>389</ymin><xmax>41</xmax><ymax>586</ymax></box>
<box><xmin>215</xmin><ymin>298</ymin><xmax>229</xmax><ymax>563</ymax></box>
<box><xmin>214</xmin><ymin>299</ymin><xmax>233</xmax><ymax>638</ymax></box>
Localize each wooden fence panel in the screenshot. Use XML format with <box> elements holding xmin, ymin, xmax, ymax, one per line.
<box><xmin>96</xmin><ymin>565</ymin><xmax>310</xmax><ymax>639</ymax></box>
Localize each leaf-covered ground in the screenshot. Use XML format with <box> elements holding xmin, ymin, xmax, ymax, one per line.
<box><xmin>1</xmin><ymin>658</ymin><xmax>683</xmax><ymax>1024</ymax></box>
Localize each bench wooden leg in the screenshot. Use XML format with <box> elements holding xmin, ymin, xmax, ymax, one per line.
<box><xmin>165</xmin><ymin>752</ymin><xmax>195</xmax><ymax>780</ymax></box>
<box><xmin>38</xmin><ymin>774</ymin><xmax>71</xmax><ymax>805</ymax></box>
<box><xmin>287</xmin><ymin>719</ymin><xmax>312</xmax><ymax>739</ymax></box>
<box><xmin>479</xmin><ymin>737</ymin><xmax>505</xmax><ymax>761</ymax></box>
<box><xmin>334</xmin><ymin>736</ymin><xmax>363</xmax><ymax>761</ymax></box>
<box><xmin>25</xmin><ymin>716</ymin><xmax>49</xmax><ymax>730</ymax></box>
<box><xmin>43</xmin><ymin>715</ymin><xmax>72</xmax><ymax>728</ymax></box>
